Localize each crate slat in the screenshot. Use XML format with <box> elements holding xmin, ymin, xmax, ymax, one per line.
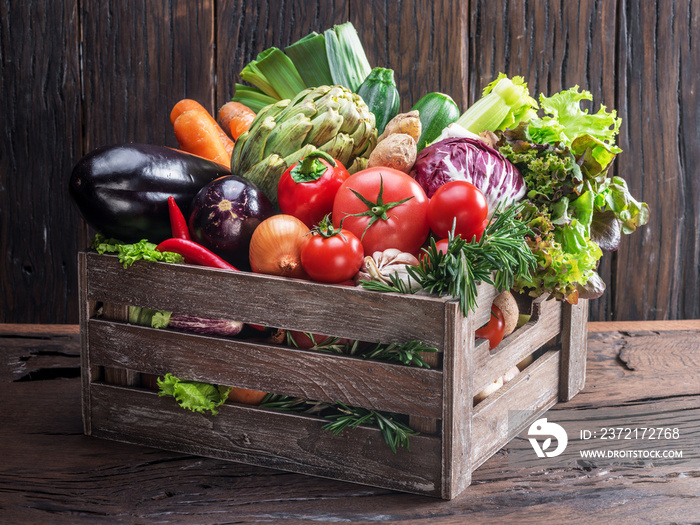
<box><xmin>84</xmin><ymin>252</ymin><xmax>449</xmax><ymax>347</ymax></box>
<box><xmin>79</xmin><ymin>251</ymin><xmax>587</xmax><ymax>499</ymax></box>
<box><xmin>440</xmin><ymin>301</ymin><xmax>474</xmax><ymax>499</ymax></box>
<box><xmin>472</xmin><ymin>296</ymin><xmax>562</xmax><ymax>395</ymax></box>
<box><xmin>470</xmin><ymin>350</ymin><xmax>561</xmax><ymax>469</ymax></box>
<box><xmin>90</xmin><ymin>383</ymin><xmax>444</xmax><ymax>497</ymax></box>
<box><xmin>88</xmin><ymin>319</ymin><xmax>444</xmax><ymax>418</ymax></box>
<box><xmin>560</xmin><ymin>300</ymin><xmax>588</xmax><ymax>401</ymax></box>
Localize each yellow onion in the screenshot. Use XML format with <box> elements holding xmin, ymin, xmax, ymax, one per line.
<box><xmin>249</xmin><ymin>214</ymin><xmax>309</xmax><ymax>278</ymax></box>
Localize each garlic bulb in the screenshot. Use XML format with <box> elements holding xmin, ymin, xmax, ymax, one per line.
<box><xmin>355</xmin><ymin>248</ymin><xmax>421</xmax><ymax>290</ymax></box>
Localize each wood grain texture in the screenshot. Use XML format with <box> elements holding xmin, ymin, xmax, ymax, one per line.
<box><xmin>615</xmin><ymin>0</ymin><xmax>700</xmax><ymax>320</ymax></box>
<box><xmin>440</xmin><ymin>301</ymin><xmax>473</xmax><ymax>498</ymax></box>
<box><xmin>2</xmin><ymin>323</ymin><xmax>699</xmax><ymax>522</ymax></box>
<box><xmin>2</xmin><ymin>1</ymin><xmax>697</xmax><ymax>324</ymax></box>
<box><xmin>80</xmin><ymin>1</ymin><xmax>215</xmax><ymax>151</ymax></box>
<box><xmin>351</xmin><ymin>0</ymin><xmax>467</xmax><ymax>111</ymax></box>
<box><xmin>84</xmin><ymin>252</ymin><xmax>451</xmax><ymax>347</ymax></box>
<box><xmin>470</xmin><ymin>350</ymin><xmax>561</xmax><ymax>470</ymax></box>
<box><xmin>90</xmin><ymin>383</ymin><xmax>444</xmax><ymax>497</ymax></box>
<box><xmin>559</xmin><ymin>299</ymin><xmax>588</xmax><ymax>401</ymax></box>
<box><xmin>472</xmin><ymin>295</ymin><xmax>562</xmax><ymax>396</ymax></box>
<box><xmin>215</xmin><ymin>0</ymin><xmax>348</xmax><ymax>109</ymax></box>
<box><xmin>79</xmin><ymin>251</ymin><xmax>583</xmax><ymax>498</ymax></box>
<box><xmin>88</xmin><ymin>319</ymin><xmax>443</xmax><ymax>418</ymax></box>
<box><xmin>0</xmin><ymin>0</ymin><xmax>83</xmax><ymax>323</ymax></box>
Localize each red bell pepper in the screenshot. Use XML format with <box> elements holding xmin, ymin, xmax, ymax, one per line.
<box><xmin>277</xmin><ymin>150</ymin><xmax>350</xmax><ymax>228</ymax></box>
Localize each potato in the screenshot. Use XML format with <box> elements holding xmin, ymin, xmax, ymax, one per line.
<box><xmin>367</xmin><ymin>133</ymin><xmax>417</xmax><ymax>173</ymax></box>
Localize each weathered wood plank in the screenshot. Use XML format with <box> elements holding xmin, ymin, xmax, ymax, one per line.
<box><xmin>564</xmin><ymin>329</ymin><xmax>700</xmax><ymax>409</ymax></box>
<box><xmin>470</xmin><ymin>350</ymin><xmax>561</xmax><ymax>469</ymax></box>
<box><xmin>88</xmin><ymin>319</ymin><xmax>443</xmax><ymax>418</ymax></box>
<box><xmin>79</xmin><ymin>253</ymin><xmax>93</xmax><ymax>435</ymax></box>
<box><xmin>84</xmin><ymin>252</ymin><xmax>450</xmax><ymax>347</ymax></box>
<box><xmin>81</xmin><ymin>1</ymin><xmax>215</xmax><ymax>150</ymax></box>
<box><xmin>472</xmin><ymin>295</ymin><xmax>561</xmax><ymax>396</ymax></box>
<box><xmin>588</xmin><ymin>319</ymin><xmax>700</xmax><ymax>332</ymax></box>
<box><xmin>2</xmin><ymin>323</ymin><xmax>698</xmax><ymax>520</ymax></box>
<box><xmin>559</xmin><ymin>299</ymin><xmax>588</xmax><ymax>401</ymax></box>
<box><xmin>352</xmin><ymin>0</ymin><xmax>467</xmax><ymax>111</ymax></box>
<box><xmin>89</xmin><ymin>383</ymin><xmax>443</xmax><ymax>497</ymax></box>
<box><xmin>440</xmin><ymin>301</ymin><xmax>473</xmax><ymax>498</ymax></box>
<box><xmin>614</xmin><ymin>0</ymin><xmax>699</xmax><ymax>321</ymax></box>
<box><xmin>0</xmin><ymin>0</ymin><xmax>84</xmax><ymax>324</ymax></box>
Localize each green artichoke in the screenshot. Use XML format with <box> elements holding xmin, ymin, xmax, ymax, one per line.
<box><xmin>231</xmin><ymin>85</ymin><xmax>377</xmax><ymax>206</ymax></box>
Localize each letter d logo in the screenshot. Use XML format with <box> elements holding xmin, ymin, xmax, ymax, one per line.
<box><xmin>527</xmin><ymin>417</ymin><xmax>568</xmax><ymax>458</ymax></box>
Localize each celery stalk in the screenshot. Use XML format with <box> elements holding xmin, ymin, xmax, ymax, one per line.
<box><xmin>325</xmin><ymin>22</ymin><xmax>372</xmax><ymax>92</ymax></box>
<box><xmin>254</xmin><ymin>47</ymin><xmax>307</xmax><ymax>100</ymax></box>
<box><xmin>285</xmin><ymin>32</ymin><xmax>333</xmax><ymax>87</ymax></box>
<box><xmin>455</xmin><ymin>74</ymin><xmax>539</xmax><ymax>134</ymax></box>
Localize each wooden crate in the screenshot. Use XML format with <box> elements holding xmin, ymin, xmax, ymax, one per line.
<box><xmin>78</xmin><ymin>251</ymin><xmax>588</xmax><ymax>499</ymax></box>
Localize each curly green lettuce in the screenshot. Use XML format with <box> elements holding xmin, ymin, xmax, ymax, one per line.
<box><xmin>497</xmin><ymin>122</ymin><xmax>583</xmax><ymax>204</ymax></box>
<box><xmin>513</xmin><ymin>203</ymin><xmax>602</xmax><ymax>301</ymax></box>
<box><xmin>91</xmin><ymin>234</ymin><xmax>184</xmax><ymax>267</ymax></box>
<box><xmin>157</xmin><ymin>373</ymin><xmax>232</xmax><ymax>416</ymax></box>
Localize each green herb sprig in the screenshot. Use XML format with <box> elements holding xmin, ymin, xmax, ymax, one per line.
<box><xmin>260</xmin><ymin>395</ymin><xmax>417</xmax><ymax>453</ymax></box>
<box><xmin>286</xmin><ymin>332</ymin><xmax>437</xmax><ymax>368</ymax></box>
<box><xmin>360</xmin><ymin>202</ymin><xmax>536</xmax><ymax>316</ymax></box>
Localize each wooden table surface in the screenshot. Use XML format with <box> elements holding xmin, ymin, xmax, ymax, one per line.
<box><xmin>1</xmin><ymin>321</ymin><xmax>699</xmax><ymax>524</ymax></box>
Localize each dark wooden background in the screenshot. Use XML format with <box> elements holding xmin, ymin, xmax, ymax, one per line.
<box><xmin>1</xmin><ymin>0</ymin><xmax>697</xmax><ymax>324</ymax></box>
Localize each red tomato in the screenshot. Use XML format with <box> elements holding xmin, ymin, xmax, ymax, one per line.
<box><xmin>420</xmin><ymin>237</ymin><xmax>450</xmax><ymax>266</ymax></box>
<box><xmin>301</xmin><ymin>227</ymin><xmax>364</xmax><ymax>283</ymax></box>
<box><xmin>332</xmin><ymin>167</ymin><xmax>430</xmax><ymax>254</ymax></box>
<box><xmin>434</xmin><ymin>238</ymin><xmax>450</xmax><ymax>255</ymax></box>
<box><xmin>475</xmin><ymin>305</ymin><xmax>506</xmax><ymax>349</ymax></box>
<box><xmin>428</xmin><ymin>180</ymin><xmax>488</xmax><ymax>242</ymax></box>
<box><xmin>277</xmin><ymin>151</ymin><xmax>350</xmax><ymax>228</ymax></box>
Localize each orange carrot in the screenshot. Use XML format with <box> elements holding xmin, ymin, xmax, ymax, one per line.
<box><xmin>170</xmin><ymin>99</ymin><xmax>203</xmax><ymax>125</ymax></box>
<box><xmin>171</xmin><ymin>99</ymin><xmax>234</xmax><ymax>167</ymax></box>
<box><xmin>218</xmin><ymin>101</ymin><xmax>256</xmax><ymax>141</ymax></box>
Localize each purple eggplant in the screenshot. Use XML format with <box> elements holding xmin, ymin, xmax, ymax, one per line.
<box><xmin>69</xmin><ymin>143</ymin><xmax>230</xmax><ymax>243</ymax></box>
<box><xmin>188</xmin><ymin>175</ymin><xmax>273</xmax><ymax>270</ymax></box>
<box><xmin>128</xmin><ymin>307</ymin><xmax>244</xmax><ymax>337</ymax></box>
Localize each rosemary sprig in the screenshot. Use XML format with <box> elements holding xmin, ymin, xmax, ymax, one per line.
<box><xmin>361</xmin><ymin>340</ymin><xmax>437</xmax><ymax>368</ymax></box>
<box><xmin>260</xmin><ymin>395</ymin><xmax>419</xmax><ymax>453</ymax></box>
<box><xmin>321</xmin><ymin>402</ymin><xmax>418</xmax><ymax>453</ymax></box>
<box><xmin>360</xmin><ymin>202</ymin><xmax>536</xmax><ymax>316</ymax></box>
<box><xmin>286</xmin><ymin>332</ymin><xmax>437</xmax><ymax>368</ymax></box>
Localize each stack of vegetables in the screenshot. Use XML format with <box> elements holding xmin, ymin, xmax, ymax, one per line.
<box><xmin>68</xmin><ymin>21</ymin><xmax>648</xmax><ymax>450</ymax></box>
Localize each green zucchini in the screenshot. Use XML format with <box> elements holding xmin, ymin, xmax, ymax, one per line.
<box><xmin>357</xmin><ymin>67</ymin><xmax>400</xmax><ymax>135</ymax></box>
<box><xmin>411</xmin><ymin>92</ymin><xmax>461</xmax><ymax>151</ymax></box>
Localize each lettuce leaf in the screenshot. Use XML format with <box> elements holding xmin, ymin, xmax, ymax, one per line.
<box><xmin>530</xmin><ymin>86</ymin><xmax>622</xmax><ymax>150</ymax></box>
<box><xmin>91</xmin><ymin>234</ymin><xmax>184</xmax><ymax>268</ymax></box>
<box><xmin>497</xmin><ymin>122</ymin><xmax>582</xmax><ymax>204</ymax></box>
<box><xmin>593</xmin><ymin>176</ymin><xmax>650</xmax><ymax>234</ymax></box>
<box><xmin>514</xmin><ymin>203</ymin><xmax>603</xmax><ymax>302</ymax></box>
<box><xmin>157</xmin><ymin>373</ymin><xmax>232</xmax><ymax>416</ymax></box>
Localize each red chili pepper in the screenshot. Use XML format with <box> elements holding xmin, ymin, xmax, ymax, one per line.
<box><xmin>156</xmin><ymin>238</ymin><xmax>238</xmax><ymax>271</ymax></box>
<box><xmin>475</xmin><ymin>305</ymin><xmax>506</xmax><ymax>349</ymax></box>
<box><xmin>168</xmin><ymin>196</ymin><xmax>191</xmax><ymax>240</ymax></box>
